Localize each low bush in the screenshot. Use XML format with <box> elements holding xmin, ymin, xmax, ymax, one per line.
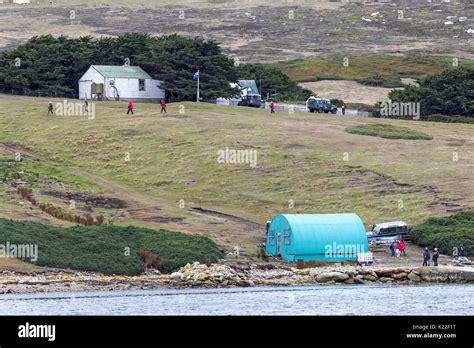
<box><xmin>410</xmin><ymin>211</ymin><xmax>474</xmax><ymax>256</ymax></box>
<box><xmin>0</xmin><ymin>219</ymin><xmax>223</xmax><ymax>275</ymax></box>
<box><xmin>357</xmin><ymin>75</ymin><xmax>404</xmax><ymax>88</ymax></box>
<box><xmin>330</xmin><ymin>99</ymin><xmax>344</xmax><ymax>107</ymax></box>
<box><xmin>425</xmin><ymin>114</ymin><xmax>474</xmax><ymax>124</ymax></box>
<box><xmin>348</xmin><ymin>103</ymin><xmax>376</xmax><ymax>112</ymax></box>
<box><xmin>357</xmin><ymin>75</ymin><xmax>385</xmax><ymax>87</ymax></box>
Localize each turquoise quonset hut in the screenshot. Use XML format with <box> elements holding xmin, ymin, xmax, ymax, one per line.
<box><xmin>266</xmin><ymin>214</ymin><xmax>368</xmax><ymax>262</ymax></box>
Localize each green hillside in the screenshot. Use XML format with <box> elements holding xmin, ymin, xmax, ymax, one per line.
<box><xmin>1</xmin><ymin>95</ymin><xmax>474</xmax><ymax>255</ymax></box>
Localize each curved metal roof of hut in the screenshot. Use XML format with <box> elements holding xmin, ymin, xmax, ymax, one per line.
<box><xmin>266</xmin><ymin>213</ymin><xmax>368</xmax><ymax>261</ymax></box>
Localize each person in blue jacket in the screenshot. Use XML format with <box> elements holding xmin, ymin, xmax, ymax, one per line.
<box><xmin>423</xmin><ymin>247</ymin><xmax>430</xmax><ymax>266</ymax></box>
<box><xmin>389</xmin><ymin>241</ymin><xmax>396</xmax><ymax>257</ymax></box>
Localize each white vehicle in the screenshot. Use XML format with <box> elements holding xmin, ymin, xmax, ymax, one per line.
<box><xmin>366</xmin><ymin>221</ymin><xmax>408</xmax><ymax>245</ymax></box>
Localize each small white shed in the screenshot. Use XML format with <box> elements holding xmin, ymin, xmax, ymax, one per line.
<box><xmin>78</xmin><ymin>65</ymin><xmax>165</xmax><ymax>102</ymax></box>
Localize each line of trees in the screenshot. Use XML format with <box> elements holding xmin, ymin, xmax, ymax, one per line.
<box><xmin>0</xmin><ymin>33</ymin><xmax>310</xmax><ymax>102</ymax></box>
<box><xmin>387</xmin><ymin>67</ymin><xmax>474</xmax><ymax>119</ymax></box>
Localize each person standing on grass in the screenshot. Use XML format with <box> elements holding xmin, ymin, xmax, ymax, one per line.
<box><xmin>270</xmin><ymin>100</ymin><xmax>275</xmax><ymax>114</ymax></box>
<box><xmin>389</xmin><ymin>241</ymin><xmax>396</xmax><ymax>257</ymax></box>
<box><xmin>423</xmin><ymin>247</ymin><xmax>430</xmax><ymax>266</ymax></box>
<box><xmin>458</xmin><ymin>243</ymin><xmax>465</xmax><ymax>257</ymax></box>
<box><xmin>341</xmin><ymin>102</ymin><xmax>347</xmax><ymax>116</ymax></box>
<box><xmin>48</xmin><ymin>101</ymin><xmax>54</xmax><ymax>115</ymax></box>
<box><xmin>432</xmin><ymin>248</ymin><xmax>439</xmax><ymax>266</ymax></box>
<box><xmin>160</xmin><ymin>99</ymin><xmax>167</xmax><ymax>113</ymax></box>
<box><xmin>127</xmin><ymin>100</ymin><xmax>134</xmax><ymax>115</ymax></box>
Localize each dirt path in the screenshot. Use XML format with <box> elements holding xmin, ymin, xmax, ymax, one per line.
<box><xmin>191</xmin><ymin>207</ymin><xmax>262</xmax><ymax>235</ymax></box>
<box><xmin>0</xmin><ymin>142</ymin><xmax>44</xmax><ymax>161</ymax></box>
<box><xmin>69</xmin><ymin>170</ymin><xmax>264</xmax><ymax>246</ymax></box>
<box><xmin>0</xmin><ymin>141</ymin><xmax>263</xmax><ymax>249</ymax></box>
<box><xmin>71</xmin><ymin>169</ymin><xmax>262</xmax><ymax>238</ymax></box>
<box><xmin>70</xmin><ymin>168</ymin><xmax>159</xmax><ymax>208</ymax></box>
<box><xmin>370</xmin><ymin>243</ymin><xmax>453</xmax><ymax>268</ymax></box>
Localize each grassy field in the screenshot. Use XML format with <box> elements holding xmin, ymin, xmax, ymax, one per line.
<box><xmin>0</xmin><ymin>219</ymin><xmax>222</xmax><ymax>275</ymax></box>
<box><xmin>274</xmin><ymin>55</ymin><xmax>474</xmax><ymax>84</ymax></box>
<box><xmin>345</xmin><ymin>124</ymin><xmax>433</xmax><ymax>140</ymax></box>
<box><xmin>1</xmin><ymin>95</ymin><xmax>474</xmax><ymax>255</ymax></box>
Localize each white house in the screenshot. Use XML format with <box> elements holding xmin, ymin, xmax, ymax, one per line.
<box><xmin>229</xmin><ymin>80</ymin><xmax>260</xmax><ymax>97</ymax></box>
<box><xmin>0</xmin><ymin>0</ymin><xmax>30</xmax><ymax>3</ymax></box>
<box><xmin>78</xmin><ymin>65</ymin><xmax>165</xmax><ymax>102</ymax></box>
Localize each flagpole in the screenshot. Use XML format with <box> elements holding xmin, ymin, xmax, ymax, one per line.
<box><xmin>197</xmin><ymin>70</ymin><xmax>200</xmax><ymax>103</ymax></box>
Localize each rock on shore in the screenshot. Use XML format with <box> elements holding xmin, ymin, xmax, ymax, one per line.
<box><xmin>171</xmin><ymin>262</ymin><xmax>255</xmax><ymax>287</ymax></box>
<box><xmin>315</xmin><ymin>271</ymin><xmax>349</xmax><ymax>283</ymax></box>
<box><xmin>0</xmin><ymin>263</ymin><xmax>473</xmax><ymax>294</ymax></box>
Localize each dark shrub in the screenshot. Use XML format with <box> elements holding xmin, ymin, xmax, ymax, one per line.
<box><xmin>426</xmin><ymin>114</ymin><xmax>474</xmax><ymax>124</ymax></box>
<box><xmin>139</xmin><ymin>250</ymin><xmax>166</xmax><ymax>272</ymax></box>
<box><xmin>330</xmin><ymin>99</ymin><xmax>344</xmax><ymax>107</ymax></box>
<box><xmin>410</xmin><ymin>211</ymin><xmax>474</xmax><ymax>256</ymax></box>
<box><xmin>357</xmin><ymin>75</ymin><xmax>385</xmax><ymax>87</ymax></box>
<box><xmin>0</xmin><ymin>219</ymin><xmax>223</xmax><ymax>275</ymax></box>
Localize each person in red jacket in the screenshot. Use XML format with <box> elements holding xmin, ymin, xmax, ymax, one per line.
<box><xmin>160</xmin><ymin>99</ymin><xmax>167</xmax><ymax>113</ymax></box>
<box><xmin>127</xmin><ymin>101</ymin><xmax>134</xmax><ymax>115</ymax></box>
<box><xmin>270</xmin><ymin>100</ymin><xmax>275</xmax><ymax>114</ymax></box>
<box><xmin>341</xmin><ymin>102</ymin><xmax>347</xmax><ymax>116</ymax></box>
<box><xmin>397</xmin><ymin>240</ymin><xmax>406</xmax><ymax>256</ymax></box>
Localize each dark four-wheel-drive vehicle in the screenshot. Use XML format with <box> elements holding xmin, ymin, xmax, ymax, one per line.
<box><xmin>306</xmin><ymin>97</ymin><xmax>338</xmax><ymax>114</ymax></box>
<box><xmin>238</xmin><ymin>94</ymin><xmax>262</xmax><ymax>108</ymax></box>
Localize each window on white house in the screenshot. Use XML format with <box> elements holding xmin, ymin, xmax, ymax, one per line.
<box><xmin>139</xmin><ymin>79</ymin><xmax>146</xmax><ymax>91</ymax></box>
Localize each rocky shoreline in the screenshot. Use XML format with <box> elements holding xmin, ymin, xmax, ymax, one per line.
<box><xmin>1</xmin><ymin>262</ymin><xmax>473</xmax><ymax>294</ymax></box>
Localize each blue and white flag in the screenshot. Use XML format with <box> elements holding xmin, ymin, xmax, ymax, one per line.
<box><xmin>193</xmin><ymin>71</ymin><xmax>199</xmax><ymax>81</ymax></box>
